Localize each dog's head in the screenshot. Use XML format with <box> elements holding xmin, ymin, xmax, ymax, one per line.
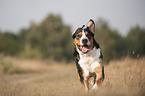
<box><xmin>72</xmin><ymin>19</ymin><xmax>95</xmax><ymax>54</ymax></box>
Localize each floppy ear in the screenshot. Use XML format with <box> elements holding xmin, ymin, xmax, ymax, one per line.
<box><xmin>72</xmin><ymin>28</ymin><xmax>78</xmax><ymax>39</ymax></box>
<box><xmin>72</xmin><ymin>25</ymin><xmax>85</xmax><ymax>39</ymax></box>
<box><xmin>87</xmin><ymin>19</ymin><xmax>95</xmax><ymax>33</ymax></box>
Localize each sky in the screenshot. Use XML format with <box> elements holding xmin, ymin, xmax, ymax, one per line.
<box><xmin>0</xmin><ymin>0</ymin><xmax>145</xmax><ymax>35</ymax></box>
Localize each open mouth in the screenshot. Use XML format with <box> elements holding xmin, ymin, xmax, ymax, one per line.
<box><xmin>77</xmin><ymin>44</ymin><xmax>92</xmax><ymax>53</ymax></box>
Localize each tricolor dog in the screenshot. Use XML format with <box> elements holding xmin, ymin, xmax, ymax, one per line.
<box><xmin>72</xmin><ymin>19</ymin><xmax>104</xmax><ymax>91</ymax></box>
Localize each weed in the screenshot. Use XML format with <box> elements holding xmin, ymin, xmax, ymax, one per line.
<box><xmin>0</xmin><ymin>58</ymin><xmax>13</xmax><ymax>73</ymax></box>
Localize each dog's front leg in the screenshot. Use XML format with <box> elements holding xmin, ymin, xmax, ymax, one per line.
<box><xmin>83</xmin><ymin>77</ymin><xmax>89</xmax><ymax>91</ymax></box>
<box><xmin>83</xmin><ymin>69</ymin><xmax>90</xmax><ymax>91</ymax></box>
<box><xmin>91</xmin><ymin>62</ymin><xmax>104</xmax><ymax>91</ymax></box>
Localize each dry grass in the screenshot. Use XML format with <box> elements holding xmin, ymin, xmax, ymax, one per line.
<box><xmin>0</xmin><ymin>57</ymin><xmax>69</xmax><ymax>74</ymax></box>
<box><xmin>0</xmin><ymin>57</ymin><xmax>145</xmax><ymax>96</ymax></box>
<box><xmin>97</xmin><ymin>57</ymin><xmax>145</xmax><ymax>96</ymax></box>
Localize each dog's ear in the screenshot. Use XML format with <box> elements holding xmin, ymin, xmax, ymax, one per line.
<box><xmin>72</xmin><ymin>25</ymin><xmax>84</xmax><ymax>39</ymax></box>
<box><xmin>87</xmin><ymin>19</ymin><xmax>95</xmax><ymax>33</ymax></box>
<box><xmin>72</xmin><ymin>28</ymin><xmax>78</xmax><ymax>39</ymax></box>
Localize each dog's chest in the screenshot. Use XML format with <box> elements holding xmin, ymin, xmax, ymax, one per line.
<box><xmin>78</xmin><ymin>47</ymin><xmax>101</xmax><ymax>71</ymax></box>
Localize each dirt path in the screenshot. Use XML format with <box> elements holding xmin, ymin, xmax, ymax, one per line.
<box><xmin>0</xmin><ymin>67</ymin><xmax>72</xmax><ymax>86</ymax></box>
<box><xmin>11</xmin><ymin>72</ymin><xmax>50</xmax><ymax>85</ymax></box>
<box><xmin>0</xmin><ymin>70</ymin><xmax>60</xmax><ymax>85</ymax></box>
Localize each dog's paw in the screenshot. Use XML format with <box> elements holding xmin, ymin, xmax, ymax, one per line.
<box><xmin>90</xmin><ymin>84</ymin><xmax>99</xmax><ymax>92</ymax></box>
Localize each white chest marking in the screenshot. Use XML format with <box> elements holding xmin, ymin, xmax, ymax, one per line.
<box><xmin>78</xmin><ymin>47</ymin><xmax>101</xmax><ymax>77</ymax></box>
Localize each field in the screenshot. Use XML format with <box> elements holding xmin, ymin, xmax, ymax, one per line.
<box><xmin>0</xmin><ymin>57</ymin><xmax>145</xmax><ymax>96</ymax></box>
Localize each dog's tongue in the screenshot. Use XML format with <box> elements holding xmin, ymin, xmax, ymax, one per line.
<box><xmin>81</xmin><ymin>46</ymin><xmax>92</xmax><ymax>53</ymax></box>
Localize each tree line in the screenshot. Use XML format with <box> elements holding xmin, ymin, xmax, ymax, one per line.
<box><xmin>0</xmin><ymin>14</ymin><xmax>145</xmax><ymax>62</ymax></box>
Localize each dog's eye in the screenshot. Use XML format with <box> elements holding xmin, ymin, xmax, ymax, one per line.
<box><xmin>77</xmin><ymin>35</ymin><xmax>81</xmax><ymax>38</ymax></box>
<box><xmin>76</xmin><ymin>34</ymin><xmax>81</xmax><ymax>40</ymax></box>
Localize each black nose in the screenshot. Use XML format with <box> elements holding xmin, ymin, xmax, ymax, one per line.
<box><xmin>82</xmin><ymin>39</ymin><xmax>88</xmax><ymax>44</ymax></box>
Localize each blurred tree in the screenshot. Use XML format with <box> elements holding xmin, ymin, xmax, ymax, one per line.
<box><xmin>126</xmin><ymin>25</ymin><xmax>145</xmax><ymax>57</ymax></box>
<box><xmin>0</xmin><ymin>32</ymin><xmax>21</xmax><ymax>55</ymax></box>
<box><xmin>19</xmin><ymin>14</ymin><xmax>73</xmax><ymax>61</ymax></box>
<box><xmin>95</xmin><ymin>18</ymin><xmax>126</xmax><ymax>62</ymax></box>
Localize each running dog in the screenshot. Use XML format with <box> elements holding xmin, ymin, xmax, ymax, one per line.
<box><xmin>72</xmin><ymin>19</ymin><xmax>104</xmax><ymax>91</ymax></box>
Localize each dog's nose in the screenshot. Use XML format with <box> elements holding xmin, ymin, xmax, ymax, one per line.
<box><xmin>82</xmin><ymin>39</ymin><xmax>88</xmax><ymax>44</ymax></box>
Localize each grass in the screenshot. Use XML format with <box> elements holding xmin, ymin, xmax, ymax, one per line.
<box><xmin>99</xmin><ymin>57</ymin><xmax>145</xmax><ymax>96</ymax></box>
<box><xmin>0</xmin><ymin>57</ymin><xmax>145</xmax><ymax>96</ymax></box>
<box><xmin>0</xmin><ymin>57</ymin><xmax>61</xmax><ymax>74</ymax></box>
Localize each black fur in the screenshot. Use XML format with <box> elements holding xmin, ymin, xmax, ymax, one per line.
<box><xmin>73</xmin><ymin>46</ymin><xmax>85</xmax><ymax>84</ymax></box>
<box><xmin>72</xmin><ymin>26</ymin><xmax>84</xmax><ymax>39</ymax></box>
<box><xmin>73</xmin><ymin>45</ymin><xmax>80</xmax><ymax>60</ymax></box>
<box><xmin>84</xmin><ymin>27</ymin><xmax>94</xmax><ymax>37</ymax></box>
<box><xmin>75</xmin><ymin>59</ymin><xmax>84</xmax><ymax>84</ymax></box>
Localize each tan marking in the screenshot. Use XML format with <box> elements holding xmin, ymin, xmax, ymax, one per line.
<box><xmin>74</xmin><ymin>32</ymin><xmax>82</xmax><ymax>49</ymax></box>
<box><xmin>85</xmin><ymin>31</ymin><xmax>89</xmax><ymax>35</ymax></box>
